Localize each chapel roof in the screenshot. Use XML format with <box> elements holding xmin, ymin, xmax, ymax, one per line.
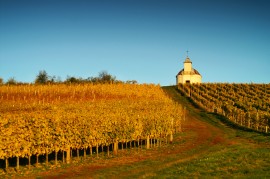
<box><xmin>176</xmin><ymin>68</ymin><xmax>201</xmax><ymax>76</ymax></box>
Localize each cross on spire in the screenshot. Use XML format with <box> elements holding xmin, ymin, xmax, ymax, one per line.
<box><xmin>186</xmin><ymin>50</ymin><xmax>189</xmax><ymax>57</ymax></box>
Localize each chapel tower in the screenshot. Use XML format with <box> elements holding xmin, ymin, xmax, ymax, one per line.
<box><xmin>176</xmin><ymin>53</ymin><xmax>202</xmax><ymax>85</ymax></box>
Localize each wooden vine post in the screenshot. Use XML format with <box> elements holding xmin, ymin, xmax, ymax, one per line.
<box><xmin>113</xmin><ymin>141</ymin><xmax>118</xmax><ymax>155</ymax></box>
<box><xmin>170</xmin><ymin>131</ymin><xmax>173</xmax><ymax>143</ymax></box>
<box><xmin>96</xmin><ymin>144</ymin><xmax>99</xmax><ymax>157</ymax></box>
<box><xmin>36</xmin><ymin>154</ymin><xmax>39</xmax><ymax>165</ymax></box>
<box><xmin>66</xmin><ymin>146</ymin><xmax>71</xmax><ymax>164</ymax></box>
<box><xmin>46</xmin><ymin>149</ymin><xmax>49</xmax><ymax>166</ymax></box>
<box><xmin>84</xmin><ymin>148</ymin><xmax>86</xmax><ymax>159</ymax></box>
<box><xmin>107</xmin><ymin>145</ymin><xmax>110</xmax><ymax>157</ymax></box>
<box><xmin>5</xmin><ymin>157</ymin><xmax>8</xmax><ymax>169</ymax></box>
<box><xmin>55</xmin><ymin>151</ymin><xmax>58</xmax><ymax>165</ymax></box>
<box><xmin>146</xmin><ymin>136</ymin><xmax>150</xmax><ymax>149</ymax></box>
<box><xmin>16</xmin><ymin>156</ymin><xmax>19</xmax><ymax>170</ymax></box>
<box><xmin>62</xmin><ymin>151</ymin><xmax>65</xmax><ymax>163</ymax></box>
<box><xmin>28</xmin><ymin>155</ymin><xmax>31</xmax><ymax>169</ymax></box>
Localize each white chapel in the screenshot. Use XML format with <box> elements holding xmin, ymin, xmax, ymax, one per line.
<box><xmin>176</xmin><ymin>55</ymin><xmax>202</xmax><ymax>85</ymax></box>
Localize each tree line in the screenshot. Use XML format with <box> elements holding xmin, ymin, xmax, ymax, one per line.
<box><xmin>0</xmin><ymin>70</ymin><xmax>137</xmax><ymax>85</ymax></box>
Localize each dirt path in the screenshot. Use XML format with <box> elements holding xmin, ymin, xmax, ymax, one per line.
<box><xmin>33</xmin><ymin>86</ymin><xmax>268</xmax><ymax>178</ymax></box>
<box><xmin>110</xmin><ymin>112</ymin><xmax>227</xmax><ymax>178</ymax></box>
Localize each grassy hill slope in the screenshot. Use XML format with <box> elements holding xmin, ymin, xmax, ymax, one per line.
<box><xmin>160</xmin><ymin>86</ymin><xmax>270</xmax><ymax>178</ymax></box>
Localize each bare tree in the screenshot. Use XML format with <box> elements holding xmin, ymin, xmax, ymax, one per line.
<box><xmin>98</xmin><ymin>71</ymin><xmax>116</xmax><ymax>83</ymax></box>
<box><xmin>6</xmin><ymin>77</ymin><xmax>16</xmax><ymax>85</ymax></box>
<box><xmin>35</xmin><ymin>70</ymin><xmax>49</xmax><ymax>84</ymax></box>
<box><xmin>0</xmin><ymin>77</ymin><xmax>3</xmax><ymax>85</ymax></box>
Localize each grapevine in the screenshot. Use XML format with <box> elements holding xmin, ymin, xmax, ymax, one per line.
<box><xmin>178</xmin><ymin>83</ymin><xmax>270</xmax><ymax>133</ymax></box>
<box><xmin>0</xmin><ymin>84</ymin><xmax>183</xmax><ymax>169</ymax></box>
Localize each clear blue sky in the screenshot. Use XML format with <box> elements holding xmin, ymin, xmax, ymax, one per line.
<box><xmin>0</xmin><ymin>0</ymin><xmax>269</xmax><ymax>85</ymax></box>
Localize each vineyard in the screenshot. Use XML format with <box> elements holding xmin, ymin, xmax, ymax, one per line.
<box><xmin>178</xmin><ymin>83</ymin><xmax>270</xmax><ymax>133</ymax></box>
<box><xmin>0</xmin><ymin>84</ymin><xmax>183</xmax><ymax>171</ymax></box>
